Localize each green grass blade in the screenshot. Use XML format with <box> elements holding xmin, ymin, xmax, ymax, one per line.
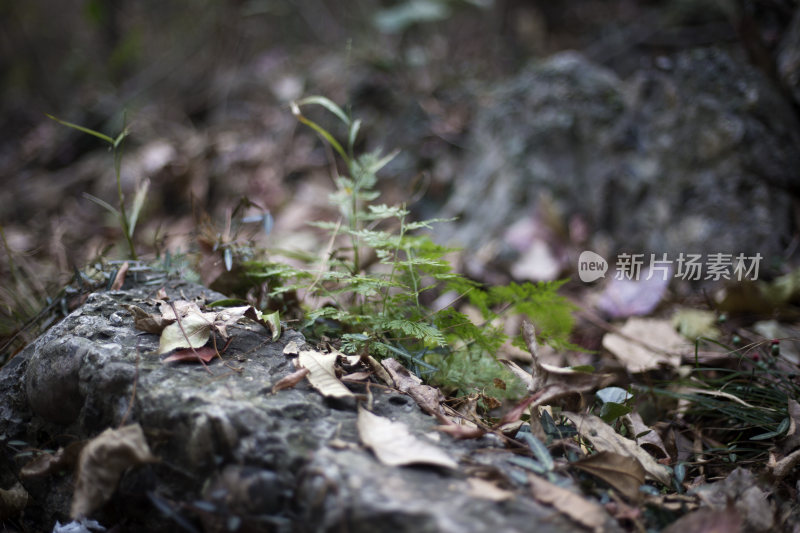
<box><xmin>291</xmin><ymin>101</ymin><xmax>349</xmax><ymax>163</ymax></box>
<box><xmin>45</xmin><ymin>114</ymin><xmax>115</xmax><ymax>145</ymax></box>
<box><xmin>294</xmin><ymin>96</ymin><xmax>351</xmax><ymax>125</ymax></box>
<box><xmin>82</xmin><ymin>192</ymin><xmax>120</xmax><ymax>217</ymax></box>
<box><xmin>127</xmin><ymin>178</ymin><xmax>150</xmax><ymax>235</ymax></box>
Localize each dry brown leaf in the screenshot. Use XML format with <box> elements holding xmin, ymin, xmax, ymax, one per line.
<box><xmin>624</xmin><ymin>412</ymin><xmax>669</xmax><ymax>459</ymax></box>
<box><xmin>662</xmin><ymin>506</ymin><xmax>741</xmax><ymax>533</ymax></box>
<box><xmin>466</xmin><ymin>477</ymin><xmax>515</xmax><ymax>502</ymax></box>
<box><xmin>528</xmin><ymin>474</ymin><xmax>608</xmax><ymax>532</ymax></box>
<box><xmin>602</xmin><ymin>318</ymin><xmax>688</xmax><ymax>372</ymax></box>
<box><xmin>158</xmin><ymin>311</ymin><xmax>215</xmax><ymax>354</ymax></box>
<box><xmin>571</xmin><ymin>451</ymin><xmax>646</xmax><ymax>501</ymax></box>
<box><xmin>126</xmin><ymin>305</ymin><xmax>175</xmax><ymax>334</ymax></box>
<box><xmin>563</xmin><ymin>412</ymin><xmax>673</xmax><ymax>485</ymax></box>
<box><xmin>70</xmin><ymin>424</ymin><xmax>157</xmax><ymax>518</ymax></box>
<box><xmin>271</xmin><ymin>367</ymin><xmax>310</xmax><ymax>393</ymax></box>
<box><xmin>282</xmin><ymin>340</ymin><xmax>300</xmax><ymax>356</ymax></box>
<box><xmin>162</xmin><ymin>346</ymin><xmax>218</xmax><ymax>364</ymax></box>
<box><xmin>434</xmin><ymin>423</ymin><xmax>487</xmax><ymax>440</ymax></box>
<box><xmin>110</xmin><ymin>261</ymin><xmax>128</xmax><ymax>291</ymax></box>
<box><xmin>366</xmin><ymin>355</ymin><xmax>394</xmax><ymax>386</ymax></box>
<box><xmin>381</xmin><ymin>358</ymin><xmax>443</xmax><ymax>415</ymax></box>
<box><xmin>340</xmin><ymin>371</ymin><xmax>372</xmax><ymax>382</ymax></box>
<box><xmin>358</xmin><ymin>407</ymin><xmax>458</xmax><ymax>469</ymax></box>
<box><xmin>20</xmin><ymin>440</ymin><xmax>86</xmax><ymax>478</ymax></box>
<box><xmin>297</xmin><ymin>350</ymin><xmax>354</xmax><ymax>398</ymax></box>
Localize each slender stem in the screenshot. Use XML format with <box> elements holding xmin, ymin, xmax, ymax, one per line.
<box><xmin>114</xmin><ymin>145</ymin><xmax>137</xmax><ymax>260</ymax></box>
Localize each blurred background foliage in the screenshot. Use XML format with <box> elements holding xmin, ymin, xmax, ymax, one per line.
<box><xmin>0</xmin><ymin>0</ymin><xmax>795</xmax><ymax>356</ymax></box>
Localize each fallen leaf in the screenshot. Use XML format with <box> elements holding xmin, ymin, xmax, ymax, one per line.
<box><xmin>158</xmin><ymin>311</ymin><xmax>214</xmax><ymax>354</ymax></box>
<box><xmin>466</xmin><ymin>477</ymin><xmax>515</xmax><ymax>502</ymax></box>
<box><xmin>562</xmin><ymin>412</ymin><xmax>673</xmax><ymax>485</ymax></box>
<box><xmin>70</xmin><ymin>424</ymin><xmax>157</xmax><ymax>518</ymax></box>
<box><xmin>528</xmin><ymin>474</ymin><xmax>608</xmax><ymax>532</ymax></box>
<box><xmin>381</xmin><ymin>358</ymin><xmax>443</xmax><ymax>415</ymax></box>
<box><xmin>162</xmin><ymin>346</ymin><xmax>217</xmax><ymax>364</ymax></box>
<box><xmin>271</xmin><ymin>367</ymin><xmax>310</xmax><ymax>393</ymax></box>
<box><xmin>126</xmin><ymin>305</ymin><xmax>175</xmax><ymax>334</ymax></box>
<box><xmin>110</xmin><ymin>261</ymin><xmax>128</xmax><ymax>291</ymax></box>
<box><xmin>572</xmin><ymin>451</ymin><xmax>645</xmax><ymax>501</ymax></box>
<box><xmin>20</xmin><ymin>440</ymin><xmax>86</xmax><ymax>477</ymax></box>
<box><xmin>366</xmin><ymin>355</ymin><xmax>394</xmax><ymax>386</ymax></box>
<box><xmin>282</xmin><ymin>340</ymin><xmax>300</xmax><ymax>356</ymax></box>
<box><xmin>624</xmin><ymin>412</ymin><xmax>669</xmax><ymax>459</ymax></box>
<box><xmin>662</xmin><ymin>505</ymin><xmax>741</xmax><ymax>533</ymax></box>
<box><xmin>340</xmin><ymin>371</ymin><xmax>372</xmax><ymax>382</ymax></box>
<box><xmin>434</xmin><ymin>422</ymin><xmax>487</xmax><ymax>440</ymax></box>
<box><xmin>357</xmin><ymin>407</ymin><xmax>457</xmax><ymax>468</ymax></box>
<box><xmin>602</xmin><ymin>318</ymin><xmax>687</xmax><ymax>372</ymax></box>
<box><xmin>691</xmin><ymin>468</ymin><xmax>773</xmax><ymax>532</ymax></box>
<box><xmin>297</xmin><ymin>350</ymin><xmax>353</xmax><ymax>398</ymax></box>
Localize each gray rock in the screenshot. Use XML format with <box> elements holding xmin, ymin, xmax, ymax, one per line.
<box><xmin>442</xmin><ymin>49</ymin><xmax>799</xmax><ymax>274</ymax></box>
<box><xmin>0</xmin><ymin>280</ymin><xmax>607</xmax><ymax>532</ymax></box>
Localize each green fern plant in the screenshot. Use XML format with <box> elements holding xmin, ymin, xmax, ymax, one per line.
<box><xmin>259</xmin><ymin>96</ymin><xmax>577</xmax><ymax>399</ymax></box>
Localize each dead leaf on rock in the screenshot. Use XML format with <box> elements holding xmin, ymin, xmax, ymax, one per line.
<box><xmin>602</xmin><ymin>318</ymin><xmax>687</xmax><ymax>373</ymax></box>
<box><xmin>528</xmin><ymin>474</ymin><xmax>608</xmax><ymax>533</ymax></box>
<box><xmin>162</xmin><ymin>346</ymin><xmax>218</xmax><ymax>364</ymax></box>
<box><xmin>20</xmin><ymin>440</ymin><xmax>86</xmax><ymax>477</ymax></box>
<box><xmin>70</xmin><ymin>424</ymin><xmax>157</xmax><ymax>519</ymax></box>
<box><xmin>572</xmin><ymin>451</ymin><xmax>646</xmax><ymax>501</ymax></box>
<box><xmin>297</xmin><ymin>350</ymin><xmax>353</xmax><ymax>398</ymax></box>
<box><xmin>466</xmin><ymin>477</ymin><xmax>515</xmax><ymax>502</ymax></box>
<box><xmin>271</xmin><ymin>367</ymin><xmax>310</xmax><ymax>393</ymax></box>
<box><xmin>282</xmin><ymin>340</ymin><xmax>300</xmax><ymax>356</ymax></box>
<box><xmin>357</xmin><ymin>407</ymin><xmax>457</xmax><ymax>469</ymax></box>
<box><xmin>126</xmin><ymin>305</ymin><xmax>175</xmax><ymax>334</ymax></box>
<box><xmin>110</xmin><ymin>261</ymin><xmax>128</xmax><ymax>291</ymax></box>
<box><xmin>158</xmin><ymin>311</ymin><xmax>214</xmax><ymax>354</ymax></box>
<box><xmin>563</xmin><ymin>412</ymin><xmax>673</xmax><ymax>485</ymax></box>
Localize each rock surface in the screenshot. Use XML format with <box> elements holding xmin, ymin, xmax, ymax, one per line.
<box><xmin>0</xmin><ymin>280</ymin><xmax>610</xmax><ymax>532</ymax></box>
<box><xmin>442</xmin><ymin>48</ymin><xmax>799</xmax><ymax>278</ymax></box>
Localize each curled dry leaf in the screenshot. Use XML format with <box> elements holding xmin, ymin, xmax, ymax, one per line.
<box><xmin>366</xmin><ymin>355</ymin><xmax>394</xmax><ymax>386</ymax></box>
<box><xmin>271</xmin><ymin>367</ymin><xmax>311</xmax><ymax>393</ymax></box>
<box><xmin>624</xmin><ymin>412</ymin><xmax>669</xmax><ymax>459</ymax></box>
<box><xmin>126</xmin><ymin>305</ymin><xmax>175</xmax><ymax>334</ymax></box>
<box><xmin>297</xmin><ymin>350</ymin><xmax>353</xmax><ymax>398</ymax></box>
<box><xmin>571</xmin><ymin>451</ymin><xmax>646</xmax><ymax>502</ymax></box>
<box><xmin>562</xmin><ymin>412</ymin><xmax>673</xmax><ymax>485</ymax></box>
<box><xmin>381</xmin><ymin>358</ymin><xmax>443</xmax><ymax>415</ymax></box>
<box><xmin>110</xmin><ymin>261</ymin><xmax>128</xmax><ymax>291</ymax></box>
<box><xmin>528</xmin><ymin>474</ymin><xmax>608</xmax><ymax>533</ymax></box>
<box><xmin>20</xmin><ymin>440</ymin><xmax>87</xmax><ymax>478</ymax></box>
<box><xmin>70</xmin><ymin>424</ymin><xmax>157</xmax><ymax>519</ymax></box>
<box><xmin>357</xmin><ymin>407</ymin><xmax>458</xmax><ymax>469</ymax></box>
